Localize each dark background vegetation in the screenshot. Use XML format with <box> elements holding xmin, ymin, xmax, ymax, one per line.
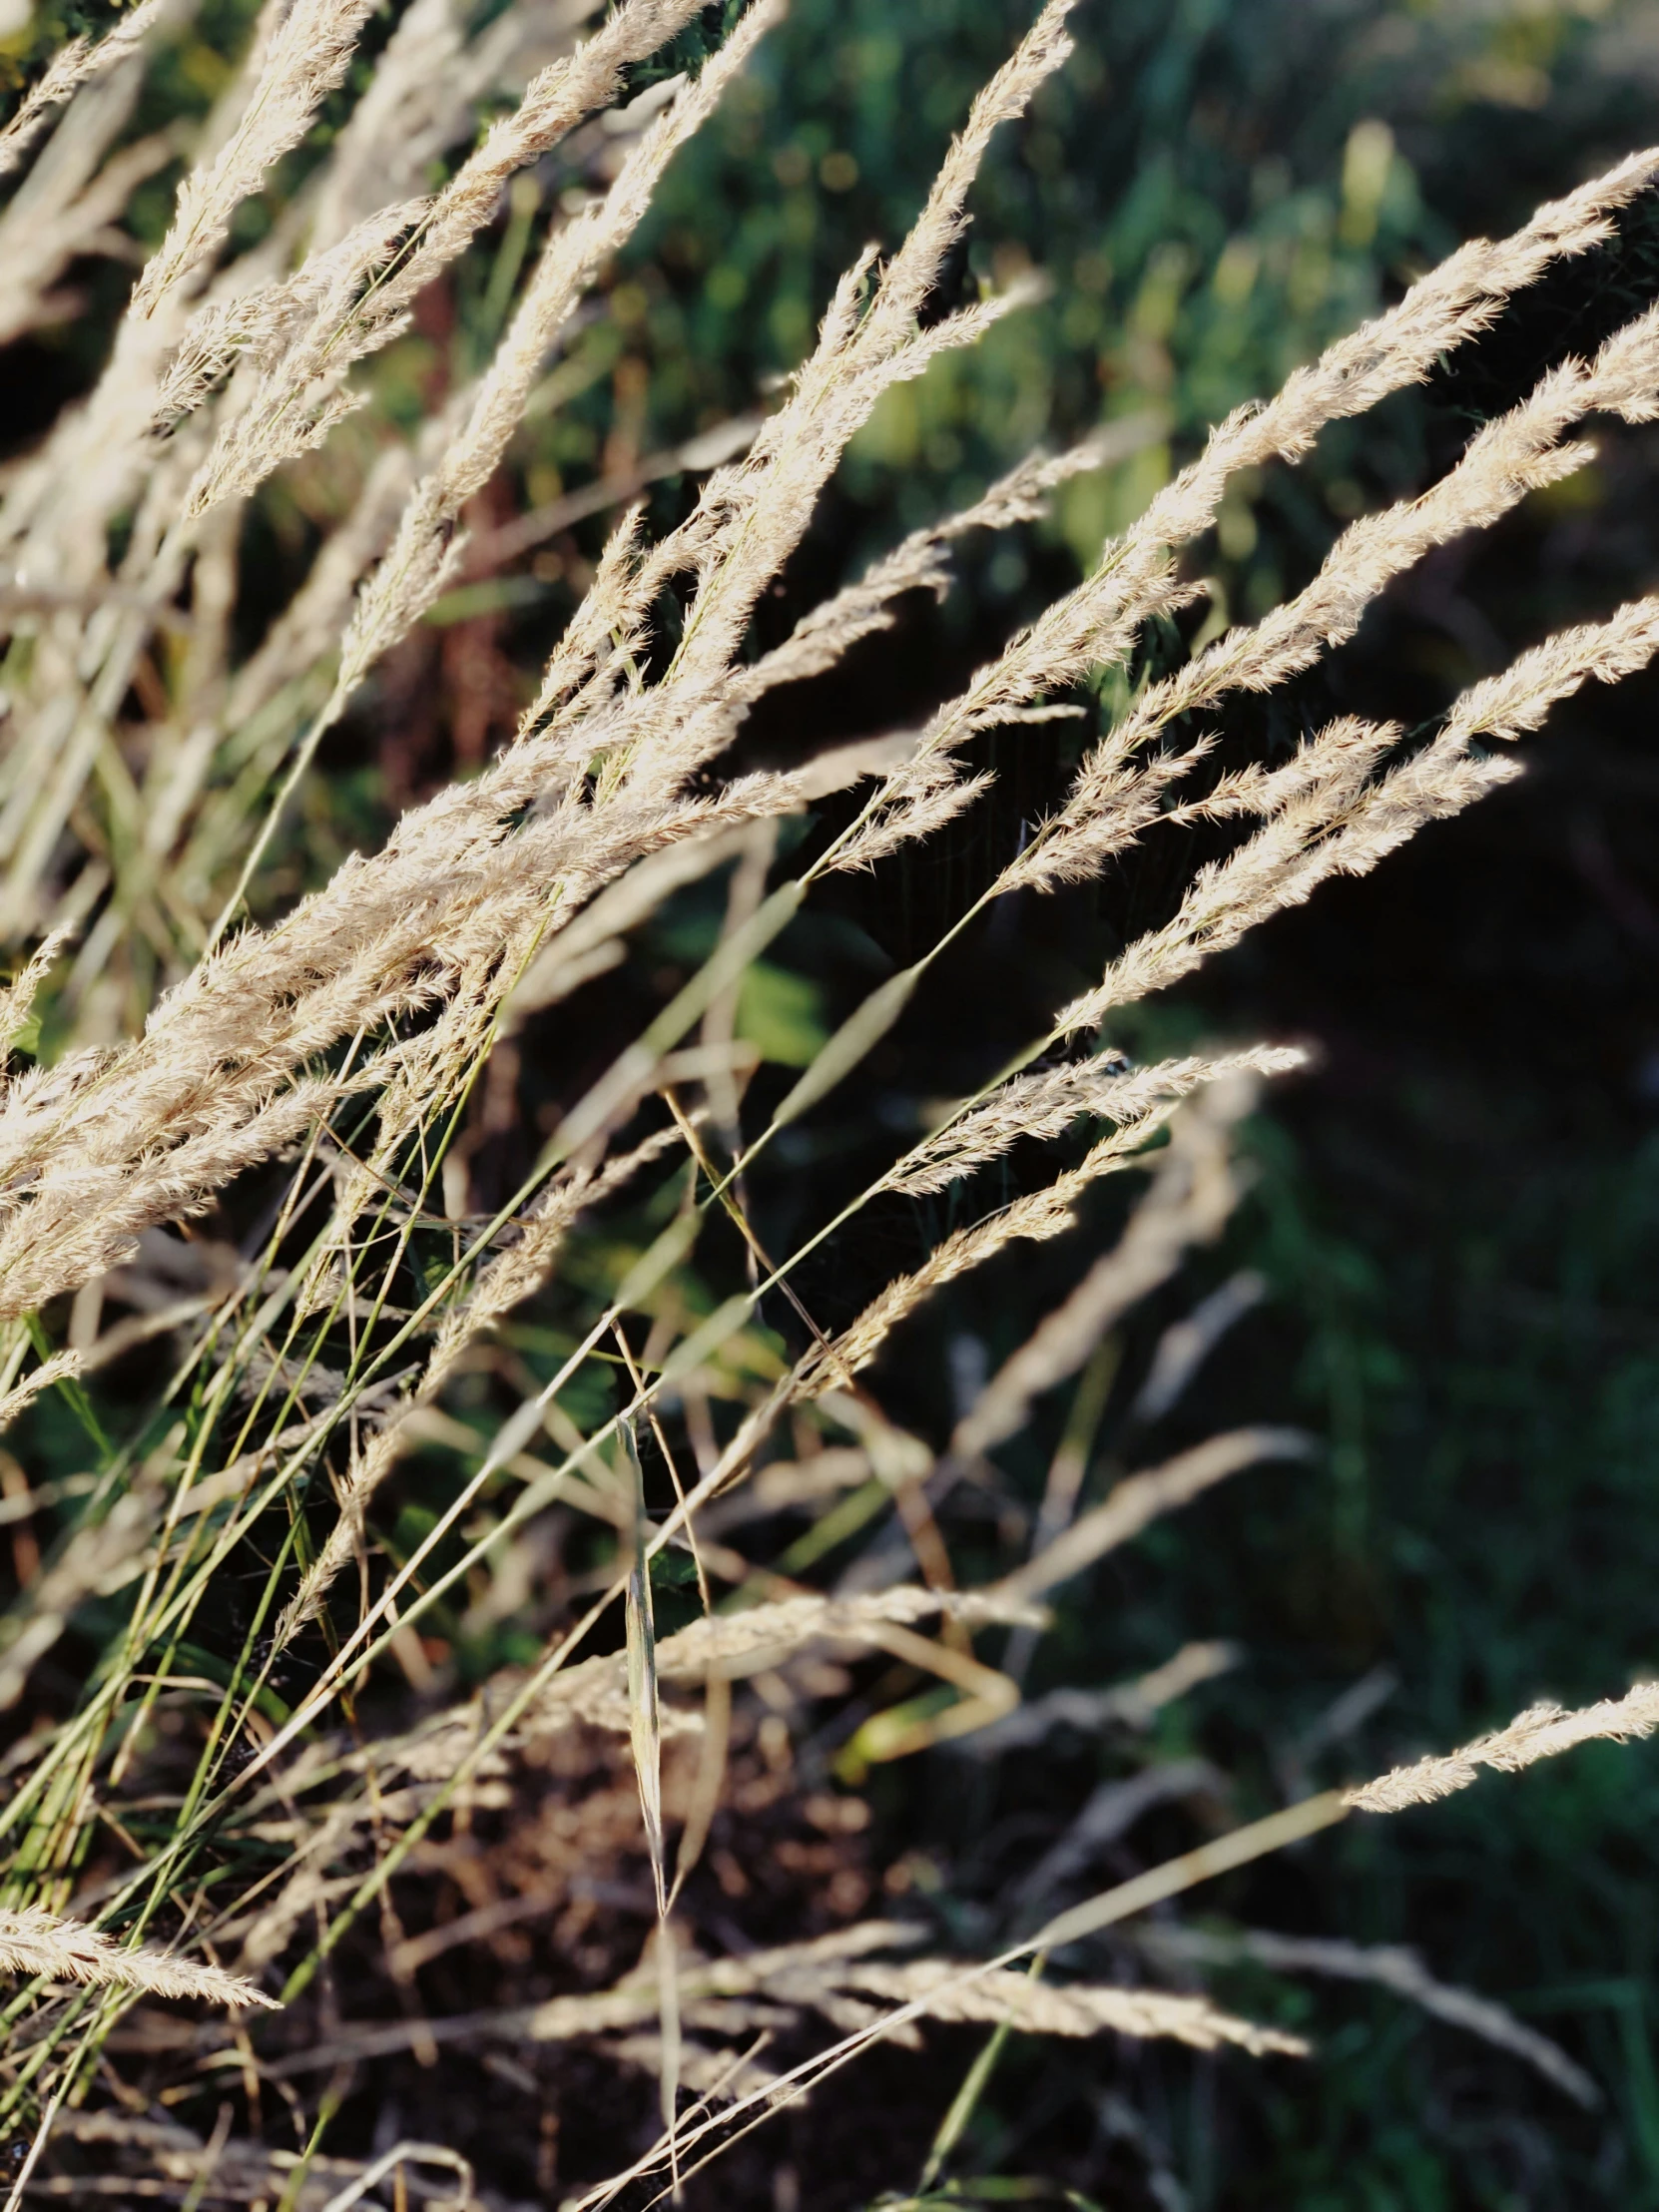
<box><xmin>13</xmin><ymin>0</ymin><xmax>1659</xmax><ymax>2202</ymax></box>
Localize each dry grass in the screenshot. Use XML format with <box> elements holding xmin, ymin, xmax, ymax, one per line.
<box><xmin>1347</xmin><ymin>1681</ymin><xmax>1659</xmax><ymax>1814</ymax></box>
<box><xmin>0</xmin><ymin>0</ymin><xmax>1654</xmax><ymax>2198</ymax></box>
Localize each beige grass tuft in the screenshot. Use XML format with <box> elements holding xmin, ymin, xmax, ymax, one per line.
<box><xmin>2</xmin><ymin>2</ymin><xmax>1659</xmax><ymax>2188</ymax></box>
<box><xmin>0</xmin><ymin>1906</ymin><xmax>276</xmax><ymax>2009</ymax></box>
<box><xmin>1348</xmin><ymin>1683</ymin><xmax>1659</xmax><ymax>1813</ymax></box>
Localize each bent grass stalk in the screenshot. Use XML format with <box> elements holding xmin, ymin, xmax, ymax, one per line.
<box><xmin>3</xmin><ymin>0</ymin><xmax>1659</xmax><ymax>2188</ymax></box>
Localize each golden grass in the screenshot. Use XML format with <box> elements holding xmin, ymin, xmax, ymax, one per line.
<box><xmin>0</xmin><ymin>0</ymin><xmax>1654</xmax><ymax>2194</ymax></box>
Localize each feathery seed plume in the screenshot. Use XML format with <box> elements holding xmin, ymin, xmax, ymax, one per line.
<box><xmin>0</xmin><ymin>0</ymin><xmax>176</xmax><ymax>181</ymax></box>
<box><xmin>1348</xmin><ymin>1681</ymin><xmax>1659</xmax><ymax>1813</ymax></box>
<box><xmin>0</xmin><ymin>1905</ymin><xmax>276</xmax><ymax>2008</ymax></box>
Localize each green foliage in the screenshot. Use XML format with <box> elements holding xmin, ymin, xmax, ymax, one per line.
<box><xmin>736</xmin><ymin>961</ymin><xmax>830</xmax><ymax>1066</ymax></box>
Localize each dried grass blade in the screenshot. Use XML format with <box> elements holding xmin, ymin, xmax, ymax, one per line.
<box><xmin>995</xmin><ymin>1427</ymin><xmax>1314</xmax><ymax>1605</ymax></box>
<box><xmin>568</xmin><ymin>1794</ymin><xmax>1350</xmax><ymax>2210</ymax></box>
<box><xmin>622</xmin><ymin>1415</ymin><xmax>680</xmax><ymax>2179</ymax></box>
<box><xmin>1146</xmin><ymin>1925</ymin><xmax>1599</xmax><ymax>2106</ymax></box>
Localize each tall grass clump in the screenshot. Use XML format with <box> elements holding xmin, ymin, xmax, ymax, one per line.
<box><xmin>0</xmin><ymin>0</ymin><xmax>1654</xmax><ymax>2199</ymax></box>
